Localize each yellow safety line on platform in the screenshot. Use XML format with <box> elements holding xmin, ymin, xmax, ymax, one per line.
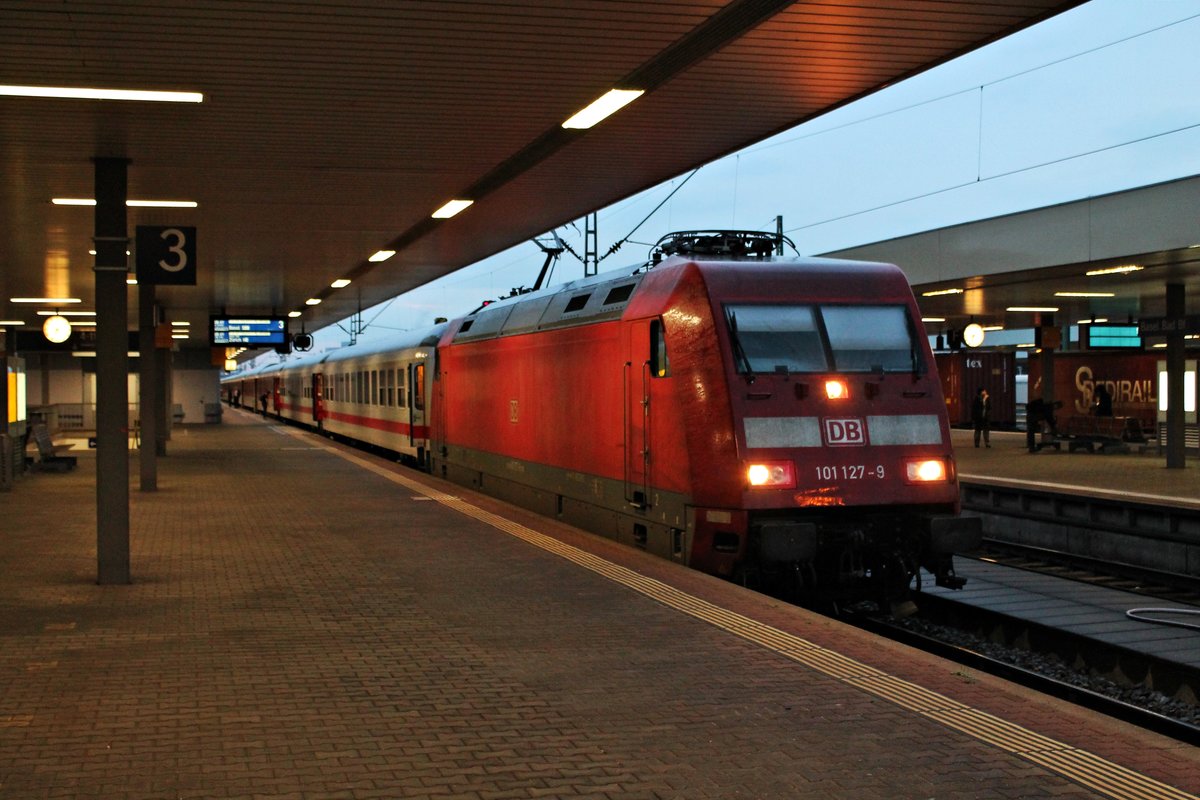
<box><xmin>296</xmin><ymin>431</ymin><xmax>1197</xmax><ymax>800</ymax></box>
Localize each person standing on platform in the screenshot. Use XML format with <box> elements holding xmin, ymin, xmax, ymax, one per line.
<box><xmin>1093</xmin><ymin>384</ymin><xmax>1113</xmax><ymax>416</ymax></box>
<box><xmin>260</xmin><ymin>392</ymin><xmax>269</xmax><ymax>417</ymax></box>
<box><xmin>972</xmin><ymin>387</ymin><xmax>991</xmax><ymax>448</ymax></box>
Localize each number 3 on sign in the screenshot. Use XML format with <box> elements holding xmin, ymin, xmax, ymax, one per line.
<box><xmin>158</xmin><ymin>228</ymin><xmax>188</xmax><ymax>272</ymax></box>
<box><xmin>136</xmin><ymin>224</ymin><xmax>196</xmax><ymax>285</ymax></box>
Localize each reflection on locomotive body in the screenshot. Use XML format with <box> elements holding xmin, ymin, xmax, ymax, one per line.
<box><xmin>224</xmin><ymin>234</ymin><xmax>979</xmax><ymax>602</ymax></box>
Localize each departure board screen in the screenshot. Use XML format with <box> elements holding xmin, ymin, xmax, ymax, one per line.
<box><xmin>211</xmin><ymin>316</ymin><xmax>288</xmax><ymax>346</ymax></box>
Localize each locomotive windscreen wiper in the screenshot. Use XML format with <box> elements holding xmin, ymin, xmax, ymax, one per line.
<box><xmin>726</xmin><ymin>309</ymin><xmax>756</xmax><ymax>382</ymax></box>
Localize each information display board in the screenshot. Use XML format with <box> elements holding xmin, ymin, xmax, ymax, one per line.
<box><xmin>210</xmin><ymin>316</ymin><xmax>288</xmax><ymax>347</ymax></box>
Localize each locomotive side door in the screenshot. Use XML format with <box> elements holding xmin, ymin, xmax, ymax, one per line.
<box><xmin>624</xmin><ymin>320</ymin><xmax>652</xmax><ymax>508</ymax></box>
<box><xmin>311</xmin><ymin>372</ymin><xmax>324</xmax><ymax>425</ymax></box>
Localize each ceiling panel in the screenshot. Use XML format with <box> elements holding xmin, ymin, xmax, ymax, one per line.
<box><xmin>0</xmin><ymin>0</ymin><xmax>1081</xmax><ymax>348</ymax></box>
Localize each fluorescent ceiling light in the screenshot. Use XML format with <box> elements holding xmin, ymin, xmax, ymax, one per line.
<box><xmin>11</xmin><ymin>296</ymin><xmax>81</xmax><ymax>303</ymax></box>
<box><xmin>921</xmin><ymin>288</ymin><xmax>963</xmax><ymax>297</ymax></box>
<box><xmin>0</xmin><ymin>320</ymin><xmax>25</xmax><ymax>326</ymax></box>
<box><xmin>305</xmin><ymin>298</ymin><xmax>322</xmax><ymax>306</ymax></box>
<box><xmin>1085</xmin><ymin>264</ymin><xmax>1143</xmax><ymax>276</ymax></box>
<box><xmin>37</xmin><ymin>310</ymin><xmax>95</xmax><ymax>316</ymax></box>
<box><xmin>330</xmin><ymin>279</ymin><xmax>352</xmax><ymax>288</ymax></box>
<box><xmin>1006</xmin><ymin>306</ymin><xmax>1059</xmax><ymax>312</ymax></box>
<box><xmin>920</xmin><ymin>317</ymin><xmax>945</xmax><ymax>323</ymax></box>
<box><xmin>1054</xmin><ymin>291</ymin><xmax>1114</xmax><ymax>298</ymax></box>
<box><xmin>171</xmin><ymin>321</ymin><xmax>191</xmax><ymax>326</ymax></box>
<box><xmin>127</xmin><ymin>200</ymin><xmax>198</xmax><ymax>208</ymax></box>
<box><xmin>982</xmin><ymin>326</ymin><xmax>1004</xmax><ymax>331</ymax></box>
<box><xmin>561</xmin><ymin>89</ymin><xmax>644</xmax><ymax>129</ymax></box>
<box><xmin>0</xmin><ymin>84</ymin><xmax>203</xmax><ymax>103</ymax></box>
<box><xmin>368</xmin><ymin>250</ymin><xmax>395</xmax><ymax>262</ymax></box>
<box><xmin>288</xmin><ymin>311</ymin><xmax>302</xmax><ymax>318</ymax></box>
<box><xmin>54</xmin><ymin>198</ymin><xmax>198</xmax><ymax>208</ymax></box>
<box><xmin>431</xmin><ymin>200</ymin><xmax>473</xmax><ymax>219</ymax></box>
<box><xmin>1017</xmin><ymin>343</ymin><xmax>1037</xmax><ymax>348</ymax></box>
<box><xmin>126</xmin><ymin>277</ymin><xmax>138</xmax><ymax>285</ymax></box>
<box><xmin>72</xmin><ymin>351</ymin><xmax>143</xmax><ymax>358</ymax></box>
<box><xmin>171</xmin><ymin>334</ymin><xmax>189</xmax><ymax>339</ymax></box>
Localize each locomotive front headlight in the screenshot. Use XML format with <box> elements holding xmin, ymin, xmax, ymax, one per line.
<box><xmin>905</xmin><ymin>458</ymin><xmax>948</xmax><ymax>483</ymax></box>
<box><xmin>824</xmin><ymin>379</ymin><xmax>849</xmax><ymax>400</ymax></box>
<box><xmin>747</xmin><ymin>461</ymin><xmax>796</xmax><ymax>489</ymax></box>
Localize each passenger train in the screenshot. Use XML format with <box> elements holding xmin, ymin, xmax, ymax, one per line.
<box><xmin>224</xmin><ymin>231</ymin><xmax>980</xmax><ymax>602</ymax></box>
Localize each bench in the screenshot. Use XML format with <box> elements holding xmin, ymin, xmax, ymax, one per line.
<box><xmin>1059</xmin><ymin>415</ymin><xmax>1147</xmax><ymax>453</ymax></box>
<box><xmin>28</xmin><ymin>423</ymin><xmax>77</xmax><ymax>472</ymax></box>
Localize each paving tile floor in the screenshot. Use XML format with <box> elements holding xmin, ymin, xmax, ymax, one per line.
<box><xmin>0</xmin><ymin>413</ymin><xmax>1197</xmax><ymax>799</ymax></box>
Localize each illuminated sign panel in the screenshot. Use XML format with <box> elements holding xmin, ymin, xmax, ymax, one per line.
<box><xmin>1086</xmin><ymin>324</ymin><xmax>1142</xmax><ymax>350</ymax></box>
<box><xmin>210</xmin><ymin>316</ymin><xmax>288</xmax><ymax>347</ymax></box>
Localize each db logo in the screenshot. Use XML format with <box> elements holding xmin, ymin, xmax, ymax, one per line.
<box><xmin>823</xmin><ymin>417</ymin><xmax>866</xmax><ymax>446</ymax></box>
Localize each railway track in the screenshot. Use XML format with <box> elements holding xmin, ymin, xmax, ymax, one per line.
<box><xmin>842</xmin><ymin>556</ymin><xmax>1200</xmax><ymax>746</ymax></box>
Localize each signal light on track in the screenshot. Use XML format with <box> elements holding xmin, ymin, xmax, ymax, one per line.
<box><xmin>824</xmin><ymin>379</ymin><xmax>849</xmax><ymax>400</ymax></box>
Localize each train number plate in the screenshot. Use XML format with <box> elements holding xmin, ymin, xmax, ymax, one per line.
<box><xmin>814</xmin><ymin>465</ymin><xmax>886</xmax><ymax>480</ymax></box>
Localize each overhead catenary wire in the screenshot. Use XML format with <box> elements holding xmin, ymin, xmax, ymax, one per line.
<box><xmin>599</xmin><ymin>167</ymin><xmax>701</xmax><ymax>263</ymax></box>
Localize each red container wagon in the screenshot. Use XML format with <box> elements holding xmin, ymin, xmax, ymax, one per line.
<box><xmin>1026</xmin><ymin>351</ymin><xmax>1158</xmax><ymax>433</ymax></box>
<box><xmin>935</xmin><ymin>351</ymin><xmax>1016</xmax><ymax>428</ymax></box>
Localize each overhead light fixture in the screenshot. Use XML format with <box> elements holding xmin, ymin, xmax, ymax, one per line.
<box><xmin>126</xmin><ymin>277</ymin><xmax>138</xmax><ymax>285</ymax></box>
<box><xmin>1085</xmin><ymin>264</ymin><xmax>1143</xmax><ymax>276</ymax></box>
<box><xmin>288</xmin><ymin>311</ymin><xmax>302</xmax><ymax>318</ymax></box>
<box><xmin>1006</xmin><ymin>306</ymin><xmax>1059</xmax><ymax>312</ymax></box>
<box><xmin>561</xmin><ymin>88</ymin><xmax>645</xmax><ymax>129</ymax></box>
<box><xmin>55</xmin><ymin>198</ymin><xmax>198</xmax><ymax>208</ymax></box>
<box><xmin>171</xmin><ymin>334</ymin><xmax>189</xmax><ymax>339</ymax></box>
<box><xmin>11</xmin><ymin>297</ymin><xmax>81</xmax><ymax>304</ymax></box>
<box><xmin>305</xmin><ymin>298</ymin><xmax>322</xmax><ymax>306</ymax></box>
<box><xmin>330</xmin><ymin>279</ymin><xmax>352</xmax><ymax>288</ymax></box>
<box><xmin>921</xmin><ymin>288</ymin><xmax>964</xmax><ymax>297</ymax></box>
<box><xmin>0</xmin><ymin>84</ymin><xmax>203</xmax><ymax>103</ymax></box>
<box><xmin>171</xmin><ymin>321</ymin><xmax>190</xmax><ymax>327</ymax></box>
<box><xmin>1054</xmin><ymin>291</ymin><xmax>1114</xmax><ymax>298</ymax></box>
<box><xmin>431</xmin><ymin>199</ymin><xmax>473</xmax><ymax>219</ymax></box>
<box><xmin>368</xmin><ymin>250</ymin><xmax>395</xmax><ymax>262</ymax></box>
<box><xmin>43</xmin><ymin>314</ymin><xmax>72</xmax><ymax>343</ymax></box>
<box><xmin>0</xmin><ymin>320</ymin><xmax>25</xmax><ymax>326</ymax></box>
<box><xmin>1017</xmin><ymin>343</ymin><xmax>1037</xmax><ymax>348</ymax></box>
<box><xmin>36</xmin><ymin>310</ymin><xmax>95</xmax><ymax>316</ymax></box>
<box><xmin>982</xmin><ymin>325</ymin><xmax>1004</xmax><ymax>332</ymax></box>
<box><xmin>920</xmin><ymin>317</ymin><xmax>945</xmax><ymax>323</ymax></box>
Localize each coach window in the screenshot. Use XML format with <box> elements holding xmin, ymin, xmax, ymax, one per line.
<box><xmin>651</xmin><ymin>319</ymin><xmax>671</xmax><ymax>378</ymax></box>
<box><xmin>371</xmin><ymin>370</ymin><xmax>379</xmax><ymax>405</ymax></box>
<box><xmin>398</xmin><ymin>367</ymin><xmax>407</xmax><ymax>408</ymax></box>
<box><xmin>414</xmin><ymin>364</ymin><xmax>425</xmax><ymax>411</ymax></box>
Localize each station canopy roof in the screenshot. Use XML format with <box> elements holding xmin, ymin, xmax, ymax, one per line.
<box><xmin>0</xmin><ymin>1</ymin><xmax>1081</xmax><ymax>344</ymax></box>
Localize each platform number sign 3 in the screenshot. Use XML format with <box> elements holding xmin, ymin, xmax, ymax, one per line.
<box><xmin>136</xmin><ymin>225</ymin><xmax>197</xmax><ymax>285</ymax></box>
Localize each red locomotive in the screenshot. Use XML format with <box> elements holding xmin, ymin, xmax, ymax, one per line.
<box><xmin>225</xmin><ymin>231</ymin><xmax>979</xmax><ymax>602</ymax></box>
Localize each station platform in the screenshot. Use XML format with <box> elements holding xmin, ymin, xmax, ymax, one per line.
<box><xmin>951</xmin><ymin>428</ymin><xmax>1200</xmax><ymax>511</ymax></box>
<box><xmin>2</xmin><ymin>412</ymin><xmax>1199</xmax><ymax>799</ymax></box>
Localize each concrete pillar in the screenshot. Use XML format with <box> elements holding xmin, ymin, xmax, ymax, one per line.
<box><xmin>1165</xmin><ymin>283</ymin><xmax>1186</xmax><ymax>469</ymax></box>
<box><xmin>93</xmin><ymin>156</ymin><xmax>131</xmax><ymax>585</ymax></box>
<box><xmin>138</xmin><ymin>285</ymin><xmax>158</xmax><ymax>490</ymax></box>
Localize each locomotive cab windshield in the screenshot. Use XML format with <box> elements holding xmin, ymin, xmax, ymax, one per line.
<box><xmin>724</xmin><ymin>303</ymin><xmax>924</xmax><ymax>375</ymax></box>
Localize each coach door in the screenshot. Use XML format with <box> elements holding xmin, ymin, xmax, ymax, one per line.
<box><xmin>409</xmin><ymin>362</ymin><xmax>426</xmax><ymax>446</ymax></box>
<box><xmin>311</xmin><ymin>373</ymin><xmax>324</xmax><ymax>424</ymax></box>
<box><xmin>624</xmin><ymin>320</ymin><xmax>652</xmax><ymax>508</ymax></box>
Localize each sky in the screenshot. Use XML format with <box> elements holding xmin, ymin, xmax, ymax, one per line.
<box><xmin>282</xmin><ymin>0</ymin><xmax>1200</xmax><ymax>356</ymax></box>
